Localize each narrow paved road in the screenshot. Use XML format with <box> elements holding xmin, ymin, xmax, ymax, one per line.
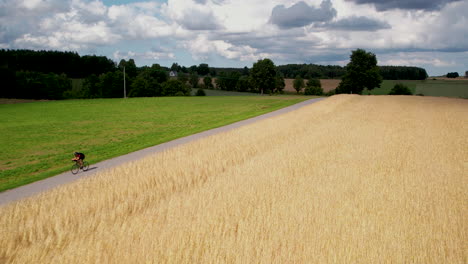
<box><xmin>0</xmin><ymin>98</ymin><xmax>326</xmax><ymax>206</ymax></box>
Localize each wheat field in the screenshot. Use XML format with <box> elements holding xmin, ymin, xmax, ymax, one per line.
<box><xmin>0</xmin><ymin>95</ymin><xmax>466</xmax><ymax>263</ymax></box>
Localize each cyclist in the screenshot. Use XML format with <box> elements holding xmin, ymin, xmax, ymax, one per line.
<box><xmin>72</xmin><ymin>152</ymin><xmax>85</xmax><ymax>168</ymax></box>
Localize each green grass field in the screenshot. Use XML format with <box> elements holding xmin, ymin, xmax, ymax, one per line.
<box><xmin>366</xmin><ymin>79</ymin><xmax>468</xmax><ymax>98</ymax></box>
<box><xmin>0</xmin><ymin>96</ymin><xmax>310</xmax><ymax>192</ymax></box>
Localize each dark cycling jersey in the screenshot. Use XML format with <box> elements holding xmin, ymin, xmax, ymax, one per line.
<box><xmin>76</xmin><ymin>153</ymin><xmax>85</xmax><ymax>160</ymax></box>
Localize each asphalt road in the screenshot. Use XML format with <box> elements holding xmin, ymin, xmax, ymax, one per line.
<box><xmin>0</xmin><ymin>97</ymin><xmax>326</xmax><ymax>206</ymax></box>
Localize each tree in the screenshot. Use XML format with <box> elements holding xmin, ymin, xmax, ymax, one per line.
<box><xmin>446</xmin><ymin>72</ymin><xmax>459</xmax><ymax>78</ymax></box>
<box><xmin>203</xmin><ymin>76</ymin><xmax>214</xmax><ymax>89</ymax></box>
<box><xmin>250</xmin><ymin>58</ymin><xmax>276</xmax><ymax>95</ymax></box>
<box><xmin>242</xmin><ymin>66</ymin><xmax>250</xmax><ymax>76</ymax></box>
<box><xmin>197</xmin><ymin>63</ymin><xmax>210</xmax><ymax>76</ymax></box>
<box><xmin>177</xmin><ymin>72</ymin><xmax>189</xmax><ymax>84</ymax></box>
<box><xmin>189</xmin><ymin>73</ymin><xmax>199</xmax><ymax>88</ymax></box>
<box><xmin>304</xmin><ymin>78</ymin><xmax>323</xmax><ymax>95</ymax></box>
<box><xmin>306</xmin><ymin>78</ymin><xmax>321</xmax><ymax>88</ymax></box>
<box><xmin>128</xmin><ymin>69</ymin><xmax>162</xmax><ymax>97</ymax></box>
<box><xmin>215</xmin><ymin>72</ymin><xmax>227</xmax><ymax>90</ymax></box>
<box><xmin>215</xmin><ymin>71</ymin><xmax>240</xmax><ymax>91</ymax></box>
<box><xmin>14</xmin><ymin>71</ymin><xmax>71</xmax><ymax>99</ymax></box>
<box><xmin>99</xmin><ymin>71</ymin><xmax>124</xmax><ymax>98</ymax></box>
<box><xmin>196</xmin><ymin>88</ymin><xmax>206</xmax><ymax>96</ymax></box>
<box><xmin>379</xmin><ymin>66</ymin><xmax>427</xmax><ymax>80</ymax></box>
<box><xmin>275</xmin><ymin>74</ymin><xmax>285</xmax><ymax>94</ymax></box>
<box><xmin>304</xmin><ymin>86</ymin><xmax>323</xmax><ymax>95</ymax></box>
<box><xmin>162</xmin><ymin>79</ymin><xmax>191</xmax><ymax>96</ymax></box>
<box><xmin>336</xmin><ymin>49</ymin><xmax>382</xmax><ymax>94</ymax></box>
<box><xmin>293</xmin><ymin>76</ymin><xmax>305</xmax><ymax>94</ymax></box>
<box><xmin>236</xmin><ymin>76</ymin><xmax>250</xmax><ymax>92</ymax></box>
<box><xmin>188</xmin><ymin>65</ymin><xmax>198</xmax><ymax>74</ymax></box>
<box><xmin>83</xmin><ymin>74</ymin><xmax>101</xmax><ymax>98</ymax></box>
<box><xmin>149</xmin><ymin>64</ymin><xmax>169</xmax><ymax>83</ymax></box>
<box><xmin>465</xmin><ymin>71</ymin><xmax>468</xmax><ymax>78</ymax></box>
<box><xmin>226</xmin><ymin>72</ymin><xmax>240</xmax><ymax>91</ymax></box>
<box><xmin>118</xmin><ymin>59</ymin><xmax>137</xmax><ymax>79</ymax></box>
<box><xmin>170</xmin><ymin>62</ymin><xmax>181</xmax><ymax>72</ymax></box>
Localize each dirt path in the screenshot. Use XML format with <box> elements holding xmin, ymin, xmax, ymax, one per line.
<box><xmin>0</xmin><ymin>97</ymin><xmax>326</xmax><ymax>205</ymax></box>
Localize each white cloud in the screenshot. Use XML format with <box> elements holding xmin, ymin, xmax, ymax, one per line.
<box><xmin>162</xmin><ymin>0</ymin><xmax>221</xmax><ymax>30</ymax></box>
<box><xmin>0</xmin><ymin>0</ymin><xmax>466</xmax><ymax>75</ymax></box>
<box><xmin>382</xmin><ymin>57</ymin><xmax>456</xmax><ymax>67</ymax></box>
<box><xmin>182</xmin><ymin>35</ymin><xmax>271</xmax><ymax>61</ymax></box>
<box><xmin>270</xmin><ymin>0</ymin><xmax>337</xmax><ymax>29</ymax></box>
<box><xmin>347</xmin><ymin>0</ymin><xmax>463</xmax><ymax>11</ymax></box>
<box><xmin>113</xmin><ymin>50</ymin><xmax>175</xmax><ymax>61</ymax></box>
<box><xmin>108</xmin><ymin>7</ymin><xmax>172</xmax><ymax>38</ymax></box>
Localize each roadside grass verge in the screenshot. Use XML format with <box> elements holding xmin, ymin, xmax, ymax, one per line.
<box><xmin>0</xmin><ymin>96</ymin><xmax>309</xmax><ymax>192</ymax></box>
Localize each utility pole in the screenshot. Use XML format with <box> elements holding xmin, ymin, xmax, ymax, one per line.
<box><xmin>123</xmin><ymin>66</ymin><xmax>126</xmax><ymax>98</ymax></box>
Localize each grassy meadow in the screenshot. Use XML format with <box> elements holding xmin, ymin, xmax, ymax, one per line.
<box><xmin>367</xmin><ymin>79</ymin><xmax>468</xmax><ymax>98</ymax></box>
<box><xmin>0</xmin><ymin>95</ymin><xmax>466</xmax><ymax>263</ymax></box>
<box><xmin>0</xmin><ymin>96</ymin><xmax>309</xmax><ymax>192</ymax></box>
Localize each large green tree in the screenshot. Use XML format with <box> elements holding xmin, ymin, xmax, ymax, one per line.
<box><xmin>197</xmin><ymin>63</ymin><xmax>210</xmax><ymax>76</ymax></box>
<box><xmin>189</xmin><ymin>73</ymin><xmax>199</xmax><ymax>88</ymax></box>
<box><xmin>337</xmin><ymin>49</ymin><xmax>382</xmax><ymax>94</ymax></box>
<box><xmin>293</xmin><ymin>76</ymin><xmax>305</xmax><ymax>94</ymax></box>
<box><xmin>118</xmin><ymin>59</ymin><xmax>137</xmax><ymax>79</ymax></box>
<box><xmin>250</xmin><ymin>58</ymin><xmax>276</xmax><ymax>95</ymax></box>
<box><xmin>128</xmin><ymin>68</ymin><xmax>163</xmax><ymax>97</ymax></box>
<box><xmin>203</xmin><ymin>76</ymin><xmax>214</xmax><ymax>89</ymax></box>
<box><xmin>162</xmin><ymin>79</ymin><xmax>191</xmax><ymax>96</ymax></box>
<box><xmin>275</xmin><ymin>74</ymin><xmax>285</xmax><ymax>94</ymax></box>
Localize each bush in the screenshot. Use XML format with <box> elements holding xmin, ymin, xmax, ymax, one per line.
<box><xmin>196</xmin><ymin>88</ymin><xmax>206</xmax><ymax>96</ymax></box>
<box><xmin>203</xmin><ymin>76</ymin><xmax>214</xmax><ymax>89</ymax></box>
<box><xmin>446</xmin><ymin>72</ymin><xmax>459</xmax><ymax>78</ymax></box>
<box><xmin>306</xmin><ymin>78</ymin><xmax>321</xmax><ymax>88</ymax></box>
<box><xmin>325</xmin><ymin>89</ymin><xmax>336</xmax><ymax>96</ymax></box>
<box><xmin>189</xmin><ymin>73</ymin><xmax>199</xmax><ymax>88</ymax></box>
<box><xmin>293</xmin><ymin>76</ymin><xmax>305</xmax><ymax>93</ymax></box>
<box><xmin>304</xmin><ymin>86</ymin><xmax>323</xmax><ymax>95</ymax></box>
<box><xmin>162</xmin><ymin>79</ymin><xmax>191</xmax><ymax>96</ymax></box>
<box><xmin>389</xmin><ymin>83</ymin><xmax>412</xmax><ymax>95</ymax></box>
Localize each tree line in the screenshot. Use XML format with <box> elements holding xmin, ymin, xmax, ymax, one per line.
<box><xmin>0</xmin><ymin>49</ymin><xmax>429</xmax><ymax>100</ymax></box>
<box><xmin>0</xmin><ymin>49</ymin><xmax>115</xmax><ymax>78</ymax></box>
<box><xmin>276</xmin><ymin>64</ymin><xmax>427</xmax><ymax>80</ymax></box>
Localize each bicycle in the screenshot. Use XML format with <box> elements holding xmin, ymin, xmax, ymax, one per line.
<box><xmin>71</xmin><ymin>160</ymin><xmax>89</xmax><ymax>174</ymax></box>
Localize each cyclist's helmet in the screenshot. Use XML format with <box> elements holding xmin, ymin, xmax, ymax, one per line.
<box><xmin>74</xmin><ymin>152</ymin><xmax>78</xmax><ymax>155</ymax></box>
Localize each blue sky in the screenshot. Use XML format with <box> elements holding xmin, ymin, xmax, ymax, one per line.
<box><xmin>1</xmin><ymin>0</ymin><xmax>467</xmax><ymax>76</ymax></box>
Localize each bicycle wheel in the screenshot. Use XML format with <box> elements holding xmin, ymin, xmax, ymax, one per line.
<box><xmin>71</xmin><ymin>163</ymin><xmax>80</xmax><ymax>174</ymax></box>
<box><xmin>82</xmin><ymin>161</ymin><xmax>89</xmax><ymax>171</ymax></box>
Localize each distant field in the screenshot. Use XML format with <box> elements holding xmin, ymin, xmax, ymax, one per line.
<box><xmin>368</xmin><ymin>79</ymin><xmax>468</xmax><ymax>98</ymax></box>
<box><xmin>0</xmin><ymin>96</ymin><xmax>308</xmax><ymax>192</ymax></box>
<box><xmin>284</xmin><ymin>79</ymin><xmax>340</xmax><ymax>93</ymax></box>
<box><xmin>1</xmin><ymin>95</ymin><xmax>466</xmax><ymax>263</ymax></box>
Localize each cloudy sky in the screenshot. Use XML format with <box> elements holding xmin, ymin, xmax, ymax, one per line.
<box><xmin>1</xmin><ymin>0</ymin><xmax>467</xmax><ymax>76</ymax></box>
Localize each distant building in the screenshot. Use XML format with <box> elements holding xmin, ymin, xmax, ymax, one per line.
<box><xmin>169</xmin><ymin>71</ymin><xmax>178</xmax><ymax>77</ymax></box>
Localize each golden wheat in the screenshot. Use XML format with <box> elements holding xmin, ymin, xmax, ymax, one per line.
<box><xmin>1</xmin><ymin>95</ymin><xmax>467</xmax><ymax>263</ymax></box>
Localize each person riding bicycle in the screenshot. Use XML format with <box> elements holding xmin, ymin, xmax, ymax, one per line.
<box><xmin>72</xmin><ymin>152</ymin><xmax>85</xmax><ymax>168</ymax></box>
